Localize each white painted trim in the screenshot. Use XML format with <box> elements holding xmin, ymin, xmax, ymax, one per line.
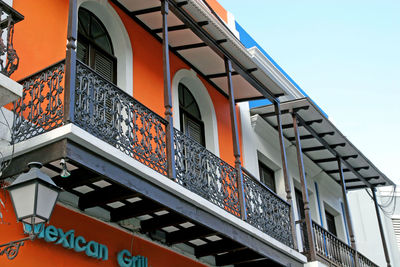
<box><xmin>247</xmin><ymin>46</ymin><xmax>304</xmax><ymax>99</ymax></box>
<box><xmin>77</xmin><ymin>0</ymin><xmax>133</xmax><ymax>95</ymax></box>
<box><xmin>227</xmin><ymin>11</ymin><xmax>239</xmax><ymax>38</ymax></box>
<box><xmin>1</xmin><ymin>125</ymin><xmax>306</xmax><ymax>263</ymax></box>
<box><xmin>172</xmin><ymin>69</ymin><xmax>220</xmax><ymax>155</ymax></box>
<box><xmin>0</xmin><ymin>73</ymin><xmax>22</xmax><ymax>107</ymax></box>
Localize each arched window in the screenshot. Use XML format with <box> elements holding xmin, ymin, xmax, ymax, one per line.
<box><xmin>77</xmin><ymin>7</ymin><xmax>117</xmax><ymax>83</ymax></box>
<box><xmin>179</xmin><ymin>83</ymin><xmax>205</xmax><ymax>146</ymax></box>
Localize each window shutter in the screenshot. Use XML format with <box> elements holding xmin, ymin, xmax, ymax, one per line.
<box><xmin>94</xmin><ymin>50</ymin><xmax>114</xmax><ymax>82</ymax></box>
<box><xmin>186</xmin><ymin>116</ymin><xmax>203</xmax><ymax>145</ymax></box>
<box><xmin>392</xmin><ymin>218</ymin><xmax>400</xmax><ymax>251</ymax></box>
<box><xmin>77</xmin><ymin>41</ymin><xmax>88</xmax><ymax>64</ymax></box>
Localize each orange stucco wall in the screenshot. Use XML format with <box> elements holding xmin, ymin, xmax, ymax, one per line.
<box><xmin>12</xmin><ymin>0</ymin><xmax>68</xmax><ymax>81</ymax></box>
<box><xmin>11</xmin><ymin>0</ymin><xmax>237</xmax><ymax>166</ymax></box>
<box><xmin>204</xmin><ymin>0</ymin><xmax>228</xmax><ymax>24</ymax></box>
<box><xmin>0</xmin><ymin>191</ymin><xmax>207</xmax><ymax>267</ymax></box>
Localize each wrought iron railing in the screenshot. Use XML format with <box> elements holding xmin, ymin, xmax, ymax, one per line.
<box><xmin>242</xmin><ymin>169</ymin><xmax>294</xmax><ymax>248</ymax></box>
<box><xmin>312</xmin><ymin>221</ymin><xmax>378</xmax><ymax>267</ymax></box>
<box><xmin>357</xmin><ymin>252</ymin><xmax>379</xmax><ymax>267</ymax></box>
<box><xmin>13</xmin><ymin>59</ymin><xmax>296</xmax><ymax>248</ymax></box>
<box><xmin>13</xmin><ymin>60</ymin><xmax>65</xmax><ymax>143</ymax></box>
<box><xmin>174</xmin><ymin>129</ymin><xmax>241</xmax><ymax>217</ymax></box>
<box><xmin>75</xmin><ymin>60</ymin><xmax>168</xmax><ymax>175</ymax></box>
<box><xmin>0</xmin><ymin>1</ymin><xmax>24</xmax><ymax>77</ymax></box>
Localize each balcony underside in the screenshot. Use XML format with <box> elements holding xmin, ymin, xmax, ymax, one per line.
<box><xmin>2</xmin><ymin>135</ymin><xmax>305</xmax><ymax>267</ymax></box>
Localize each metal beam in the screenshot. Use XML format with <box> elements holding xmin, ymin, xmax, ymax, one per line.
<box><xmin>372</xmin><ymin>188</ymin><xmax>392</xmax><ymax>267</ymax></box>
<box><xmin>172</xmin><ymin>42</ymin><xmax>207</xmax><ymax>51</ymax></box>
<box><xmin>110</xmin><ymin>199</ymin><xmax>164</xmax><ymax>222</ymax></box>
<box><xmin>338</xmin><ymin>158</ymin><xmax>357</xmax><ymax>250</ymax></box>
<box><xmin>166</xmin><ymin>226</ymin><xmax>216</xmax><ymax>245</ymax></box>
<box><xmin>292</xmin><ymin>113</ymin><xmax>317</xmax><ymax>261</ymax></box>
<box><xmin>325</xmin><ymin>166</ymin><xmax>369</xmax><ymax>174</ymax></box>
<box><xmin>261</xmin><ymin>106</ymin><xmax>309</xmax><ymax>118</ymax></box>
<box><xmin>206</xmin><ymin>71</ymin><xmax>238</xmax><ymax>79</ymax></box>
<box><xmin>131</xmin><ymin>6</ymin><xmax>161</xmax><ymax>16</ymax></box>
<box><xmin>295</xmin><ymin>113</ymin><xmax>372</xmax><ymax>188</ymax></box>
<box><xmin>279</xmin><ymin>119</ymin><xmax>322</xmax><ymax>130</ymax></box>
<box><xmin>301</xmin><ymin>143</ymin><xmax>345</xmax><ymax>152</ymax></box>
<box><xmin>215</xmin><ymin>249</ymin><xmax>264</xmax><ymax>266</ymax></box>
<box><xmin>65</xmin><ymin>140</ymin><xmax>304</xmax><ymax>266</ymax></box>
<box><xmin>168</xmin><ymin>0</ymin><xmax>278</xmax><ymax>103</ymax></box>
<box><xmin>152</xmin><ymin>24</ymin><xmax>187</xmax><ymax>33</ymax></box>
<box><xmin>345</xmin><ymin>176</ymin><xmax>379</xmax><ymax>183</ymax></box>
<box><xmin>110</xmin><ymin>0</ymin><xmax>229</xmax><ymax>100</ymax></box>
<box><xmin>2</xmin><ymin>140</ymin><xmax>67</xmax><ymax>178</ymax></box>
<box><xmin>226</xmin><ymin>58</ymin><xmax>246</xmax><ymax>220</ymax></box>
<box><xmin>64</xmin><ymin>0</ymin><xmax>77</xmax><ymax>124</ymax></box>
<box><xmin>161</xmin><ymin>0</ymin><xmax>176</xmax><ymax>179</ymax></box>
<box><xmin>53</xmin><ymin>168</ymin><xmax>102</xmax><ymax>189</ymax></box>
<box><xmin>346</xmin><ymin>183</ymin><xmax>385</xmax><ymax>190</ymax></box>
<box><xmin>195</xmin><ymin>239</ymin><xmax>244</xmax><ymax>257</ymax></box>
<box><xmin>78</xmin><ymin>185</ymin><xmax>139</xmax><ymax>210</ymax></box>
<box><xmin>314</xmin><ymin>155</ymin><xmax>358</xmax><ymax>163</ymax></box>
<box><xmin>141</xmin><ymin>213</ymin><xmax>187</xmax><ymax>232</ymax></box>
<box><xmin>274</xmin><ymin>102</ymin><xmax>298</xmax><ymax>250</ymax></box>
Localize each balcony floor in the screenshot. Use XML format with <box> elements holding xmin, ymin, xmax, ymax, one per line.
<box><xmin>1</xmin><ymin>124</ymin><xmax>306</xmax><ymax>267</ymax></box>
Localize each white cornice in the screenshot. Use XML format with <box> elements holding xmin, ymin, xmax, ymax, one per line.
<box><xmin>247</xmin><ymin>46</ymin><xmax>304</xmax><ymax>99</ymax></box>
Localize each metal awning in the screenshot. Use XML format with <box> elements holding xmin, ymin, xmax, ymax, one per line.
<box><xmin>112</xmin><ymin>0</ymin><xmax>288</xmax><ymax>102</ymax></box>
<box><xmin>251</xmin><ymin>97</ymin><xmax>395</xmax><ymax>190</ymax></box>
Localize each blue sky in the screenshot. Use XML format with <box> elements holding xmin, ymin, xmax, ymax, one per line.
<box><xmin>218</xmin><ymin>0</ymin><xmax>400</xmax><ymax>184</ymax></box>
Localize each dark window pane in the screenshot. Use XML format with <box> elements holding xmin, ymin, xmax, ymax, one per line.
<box><xmin>178</xmin><ymin>83</ymin><xmax>205</xmax><ymax>146</ymax></box>
<box><xmin>77</xmin><ymin>7</ymin><xmax>116</xmax><ymax>84</ymax></box>
<box><xmin>77</xmin><ymin>40</ymin><xmax>89</xmax><ymax>64</ymax></box>
<box><xmin>295</xmin><ymin>189</ymin><xmax>305</xmax><ymax>220</ymax></box>
<box><xmin>78</xmin><ymin>9</ymin><xmax>90</xmax><ymax>36</ymax></box>
<box><xmin>179</xmin><ymin>83</ymin><xmax>201</xmax><ymax>120</ymax></box>
<box><xmin>258</xmin><ymin>161</ymin><xmax>275</xmax><ymax>192</ymax></box>
<box><xmin>94</xmin><ymin>35</ymin><xmax>112</xmax><ymax>54</ymax></box>
<box><xmin>325</xmin><ymin>211</ymin><xmax>337</xmax><ymax>236</ymax></box>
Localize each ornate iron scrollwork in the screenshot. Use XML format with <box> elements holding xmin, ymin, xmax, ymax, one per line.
<box><xmin>75</xmin><ymin>61</ymin><xmax>168</xmax><ymax>175</ymax></box>
<box><xmin>0</xmin><ymin>240</ymin><xmax>24</xmax><ymax>260</ymax></box>
<box><xmin>243</xmin><ymin>173</ymin><xmax>294</xmax><ymax>248</ymax></box>
<box><xmin>0</xmin><ymin>3</ymin><xmax>23</xmax><ymax>77</ymax></box>
<box><xmin>12</xmin><ymin>61</ymin><xmax>65</xmax><ymax>143</ymax></box>
<box><xmin>174</xmin><ymin>129</ymin><xmax>241</xmax><ymax>217</ymax></box>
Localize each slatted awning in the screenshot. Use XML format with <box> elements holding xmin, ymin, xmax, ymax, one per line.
<box><xmin>112</xmin><ymin>0</ymin><xmax>288</xmax><ymax>102</ymax></box>
<box><xmin>251</xmin><ymin>97</ymin><xmax>395</xmax><ymax>190</ymax></box>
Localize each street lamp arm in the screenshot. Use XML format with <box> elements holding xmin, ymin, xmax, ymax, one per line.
<box><xmin>0</xmin><ymin>233</ymin><xmax>35</xmax><ymax>260</ymax></box>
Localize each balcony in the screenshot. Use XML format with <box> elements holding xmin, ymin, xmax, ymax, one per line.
<box><xmin>11</xmin><ymin>59</ymin><xmax>294</xmax><ymax>249</ymax></box>
<box><xmin>297</xmin><ymin>221</ymin><xmax>378</xmax><ymax>267</ymax></box>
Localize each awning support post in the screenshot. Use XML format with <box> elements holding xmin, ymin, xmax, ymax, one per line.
<box><xmin>338</xmin><ymin>158</ymin><xmax>357</xmax><ymax>249</ymax></box>
<box><xmin>225</xmin><ymin>58</ymin><xmax>247</xmax><ymax>220</ymax></box>
<box><xmin>64</xmin><ymin>0</ymin><xmax>77</xmax><ymax>124</ymax></box>
<box><xmin>338</xmin><ymin>158</ymin><xmax>359</xmax><ymax>266</ymax></box>
<box><xmin>274</xmin><ymin>102</ymin><xmax>298</xmax><ymax>250</ymax></box>
<box><xmin>161</xmin><ymin>0</ymin><xmax>176</xmax><ymax>179</ymax></box>
<box><xmin>372</xmin><ymin>187</ymin><xmax>392</xmax><ymax>267</ymax></box>
<box><xmin>292</xmin><ymin>112</ymin><xmax>316</xmax><ymax>261</ymax></box>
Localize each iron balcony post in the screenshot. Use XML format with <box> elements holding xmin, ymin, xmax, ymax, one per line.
<box><xmin>292</xmin><ymin>112</ymin><xmax>316</xmax><ymax>261</ymax></box>
<box><xmin>338</xmin><ymin>157</ymin><xmax>359</xmax><ymax>266</ymax></box>
<box><xmin>274</xmin><ymin>102</ymin><xmax>298</xmax><ymax>250</ymax></box>
<box><xmin>337</xmin><ymin>158</ymin><xmax>357</xmax><ymax>249</ymax></box>
<box><xmin>161</xmin><ymin>0</ymin><xmax>176</xmax><ymax>179</ymax></box>
<box><xmin>372</xmin><ymin>187</ymin><xmax>392</xmax><ymax>267</ymax></box>
<box><xmin>64</xmin><ymin>0</ymin><xmax>78</xmax><ymax>124</ymax></box>
<box><xmin>225</xmin><ymin>58</ymin><xmax>247</xmax><ymax>220</ymax></box>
